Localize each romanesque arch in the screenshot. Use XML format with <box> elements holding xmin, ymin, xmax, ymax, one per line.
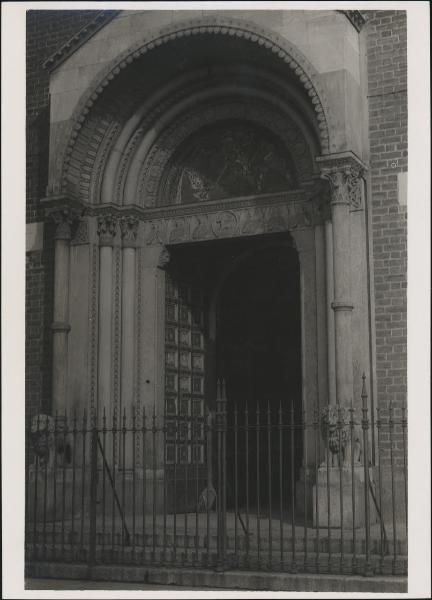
<box><xmin>47</xmin><ymin>17</ymin><xmax>339</xmax><ymax>203</ymax></box>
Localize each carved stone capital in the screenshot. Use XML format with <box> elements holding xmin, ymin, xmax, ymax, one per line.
<box><xmin>97</xmin><ymin>214</ymin><xmax>118</xmax><ymax>246</ymax></box>
<box><xmin>316</xmin><ymin>153</ymin><xmax>366</xmax><ymax>210</ymax></box>
<box><xmin>120</xmin><ymin>216</ymin><xmax>139</xmax><ymax>248</ymax></box>
<box><xmin>49</xmin><ymin>208</ymin><xmax>80</xmax><ymax>241</ymax></box>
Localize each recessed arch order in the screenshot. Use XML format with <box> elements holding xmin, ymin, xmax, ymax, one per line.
<box><xmin>54</xmin><ymin>16</ymin><xmax>337</xmax><ymax>206</ymax></box>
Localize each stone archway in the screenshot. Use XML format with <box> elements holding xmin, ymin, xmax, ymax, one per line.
<box><xmin>46</xmin><ymin>16</ymin><xmax>337</xmax><ymax>201</ymax></box>
<box><xmin>43</xmin><ymin>18</ymin><xmax>370</xmax><ymax>487</ymax></box>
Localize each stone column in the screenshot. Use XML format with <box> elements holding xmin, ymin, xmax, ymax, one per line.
<box><xmin>120</xmin><ymin>216</ymin><xmax>139</xmax><ymax>418</ymax></box>
<box><xmin>325</xmin><ymin>219</ymin><xmax>336</xmax><ymax>405</ymax></box>
<box><xmin>317</xmin><ymin>155</ymin><xmax>365</xmax><ymax>408</ymax></box>
<box><xmin>97</xmin><ymin>215</ymin><xmax>118</xmax><ymax>416</ymax></box>
<box><xmin>313</xmin><ymin>154</ymin><xmax>369</xmax><ymax>528</ymax></box>
<box><xmin>50</xmin><ymin>208</ymin><xmax>77</xmax><ymax>415</ymax></box>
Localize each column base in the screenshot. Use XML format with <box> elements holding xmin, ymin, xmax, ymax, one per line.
<box><xmin>312</xmin><ymin>465</ymin><xmax>378</xmax><ymax>529</ymax></box>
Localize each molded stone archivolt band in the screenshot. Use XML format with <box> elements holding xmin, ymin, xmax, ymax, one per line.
<box><xmin>58</xmin><ymin>16</ymin><xmax>336</xmax><ymax>196</ymax></box>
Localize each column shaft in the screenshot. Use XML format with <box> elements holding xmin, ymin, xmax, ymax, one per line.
<box><xmin>331</xmin><ymin>200</ymin><xmax>354</xmax><ymax>406</ymax></box>
<box><xmin>317</xmin><ymin>154</ymin><xmax>365</xmax><ymax>409</ymax></box>
<box><xmin>98</xmin><ymin>245</ymin><xmax>113</xmax><ymax>415</ymax></box>
<box><xmin>325</xmin><ymin>220</ymin><xmax>336</xmax><ymax>404</ymax></box>
<box><xmin>121</xmin><ymin>247</ymin><xmax>136</xmax><ymax>415</ymax></box>
<box><xmin>50</xmin><ymin>212</ymin><xmax>75</xmax><ymax>416</ymax></box>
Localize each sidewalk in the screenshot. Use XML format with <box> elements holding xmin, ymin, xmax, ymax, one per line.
<box><xmin>25</xmin><ymin>578</ymin><xmax>223</xmax><ymax>591</ymax></box>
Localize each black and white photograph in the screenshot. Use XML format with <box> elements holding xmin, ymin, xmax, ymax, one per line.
<box><xmin>1</xmin><ymin>2</ymin><xmax>431</xmax><ymax>597</ymax></box>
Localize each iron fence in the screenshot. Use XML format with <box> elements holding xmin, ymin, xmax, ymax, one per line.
<box><xmin>25</xmin><ymin>378</ymin><xmax>407</xmax><ymax>577</ymax></box>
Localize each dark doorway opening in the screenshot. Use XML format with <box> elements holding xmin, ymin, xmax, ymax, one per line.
<box><xmin>216</xmin><ymin>244</ymin><xmax>302</xmax><ymax>511</ymax></box>
<box><xmin>166</xmin><ymin>235</ymin><xmax>303</xmax><ymax>514</ymax></box>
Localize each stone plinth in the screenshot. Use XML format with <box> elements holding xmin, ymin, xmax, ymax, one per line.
<box><xmin>313</xmin><ymin>465</ymin><xmax>377</xmax><ymax>529</ymax></box>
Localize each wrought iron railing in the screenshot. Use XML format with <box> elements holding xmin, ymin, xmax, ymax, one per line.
<box><xmin>25</xmin><ymin>378</ymin><xmax>407</xmax><ymax>577</ymax></box>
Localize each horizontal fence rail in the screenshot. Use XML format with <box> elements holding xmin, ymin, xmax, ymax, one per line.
<box><xmin>26</xmin><ymin>383</ymin><xmax>407</xmax><ymax>577</ymax></box>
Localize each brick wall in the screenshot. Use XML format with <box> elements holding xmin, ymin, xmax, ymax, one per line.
<box><xmin>26</xmin><ymin>11</ymin><xmax>98</xmax><ymax>418</ymax></box>
<box><xmin>366</xmin><ymin>11</ymin><xmax>408</xmax><ymax>424</ymax></box>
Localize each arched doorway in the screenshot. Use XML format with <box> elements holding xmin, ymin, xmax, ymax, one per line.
<box><xmin>165</xmin><ymin>235</ymin><xmax>303</xmax><ymax>517</ymax></box>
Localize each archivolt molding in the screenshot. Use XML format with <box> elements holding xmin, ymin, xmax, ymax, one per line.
<box><xmin>56</xmin><ymin>16</ymin><xmax>336</xmax><ymax>200</ymax></box>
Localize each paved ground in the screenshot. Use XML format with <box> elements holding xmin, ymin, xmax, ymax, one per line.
<box><xmin>25</xmin><ymin>578</ymin><xmax>223</xmax><ymax>590</ymax></box>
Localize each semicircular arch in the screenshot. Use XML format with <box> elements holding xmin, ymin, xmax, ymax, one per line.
<box><xmin>54</xmin><ymin>16</ymin><xmax>337</xmax><ymax>202</ymax></box>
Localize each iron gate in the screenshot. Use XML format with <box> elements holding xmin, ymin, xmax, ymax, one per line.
<box><xmin>26</xmin><ymin>377</ymin><xmax>407</xmax><ymax>577</ymax></box>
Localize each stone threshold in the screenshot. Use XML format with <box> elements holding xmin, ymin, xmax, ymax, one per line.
<box><xmin>27</xmin><ymin>561</ymin><xmax>407</xmax><ymax>593</ymax></box>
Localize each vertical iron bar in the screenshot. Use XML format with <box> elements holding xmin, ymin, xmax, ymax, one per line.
<box><xmin>216</xmin><ymin>382</ymin><xmax>222</xmax><ymax>570</ymax></box>
<box><xmin>71</xmin><ymin>410</ymin><xmax>77</xmax><ymax>558</ymax></box>
<box><xmin>184</xmin><ymin>409</ymin><xmax>189</xmax><ymax>565</ymax></box>
<box><xmin>350</xmin><ymin>404</ymin><xmax>357</xmax><ymax>574</ymax></box>
<box><xmin>25</xmin><ymin>420</ymin><xmax>31</xmax><ymax>547</ymax></box>
<box><xmin>216</xmin><ymin>379</ymin><xmax>227</xmax><ymax>572</ymax></box>
<box><xmin>152</xmin><ymin>406</ymin><xmax>157</xmax><ymax>563</ymax></box>
<box><xmin>42</xmin><ymin>415</ymin><xmax>49</xmax><ymax>559</ymax></box>
<box><xmin>88</xmin><ymin>414</ymin><xmax>98</xmax><ymax>567</ymax></box>
<box><xmin>245</xmin><ymin>404</ymin><xmax>250</xmax><ymax>568</ymax></box>
<box><xmin>111</xmin><ymin>409</ymin><xmax>117</xmax><ymax>560</ymax></box>
<box><xmin>267</xmin><ymin>402</ymin><xmax>272</xmax><ymax>570</ymax></box>
<box><xmin>234</xmin><ymin>402</ymin><xmax>238</xmax><ymax>566</ymax></box>
<box><xmin>205</xmin><ymin>406</ymin><xmax>211</xmax><ymax>568</ymax></box>
<box><xmin>314</xmin><ymin>408</ymin><xmax>320</xmax><ymax>573</ymax></box>
<box><xmin>256</xmin><ymin>402</ymin><xmax>261</xmax><ymax>568</ymax></box>
<box><xmin>326</xmin><ymin>408</ymin><xmax>331</xmax><ymax>573</ymax></box>
<box><xmin>142</xmin><ymin>408</ymin><xmax>147</xmax><ymax>563</ymax></box>
<box><xmin>361</xmin><ymin>375</ymin><xmax>373</xmax><ymax>576</ymax></box>
<box><xmin>61</xmin><ymin>411</ymin><xmax>69</xmax><ymax>558</ymax></box>
<box><xmin>338</xmin><ymin>406</ymin><xmax>345</xmax><ymax>573</ymax></box>
<box><xmin>60</xmin><ymin>413</ymin><xmax>68</xmax><ymax>559</ymax></box>
<box><xmin>173</xmin><ymin>409</ymin><xmax>178</xmax><ymax>564</ymax></box>
<box><xmin>163</xmin><ymin>410</ymin><xmax>167</xmax><ymax>564</ymax></box>
<box><xmin>221</xmin><ymin>381</ymin><xmax>227</xmax><ymax>570</ymax></box>
<box><xmin>303</xmin><ymin>408</ymin><xmax>308</xmax><ymax>572</ymax></box>
<box><xmin>279</xmin><ymin>402</ymin><xmax>284</xmax><ymax>571</ymax></box>
<box><xmin>80</xmin><ymin>410</ymin><xmax>87</xmax><ymax>559</ymax></box>
<box><xmin>290</xmin><ymin>403</ymin><xmax>297</xmax><ymax>573</ymax></box>
<box><xmin>193</xmin><ymin>410</ymin><xmax>199</xmax><ymax>566</ymax></box>
<box><xmin>121</xmin><ymin>408</ymin><xmax>127</xmax><ymax>563</ymax></box>
<box><xmin>376</xmin><ymin>408</ymin><xmax>385</xmax><ymax>574</ymax></box>
<box><xmin>101</xmin><ymin>408</ymin><xmax>106</xmax><ymax>559</ymax></box>
<box><xmin>402</xmin><ymin>406</ymin><xmax>408</xmax><ymax>536</ymax></box>
<box><xmin>32</xmin><ymin>415</ymin><xmax>40</xmax><ymax>560</ymax></box>
<box><xmin>132</xmin><ymin>406</ymin><xmax>137</xmax><ymax>563</ymax></box>
<box><xmin>389</xmin><ymin>401</ymin><xmax>397</xmax><ymax>574</ymax></box>
<box><xmin>52</xmin><ymin>413</ymin><xmax>58</xmax><ymax>559</ymax></box>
